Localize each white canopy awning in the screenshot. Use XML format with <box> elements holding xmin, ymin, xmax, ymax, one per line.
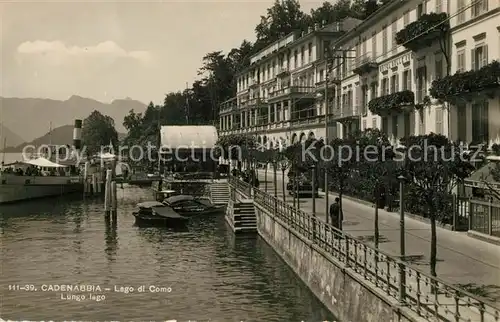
<box><xmin>160</xmin><ymin>125</ymin><xmax>218</xmax><ymax>149</ymax></box>
<box><xmin>24</xmin><ymin>157</ymin><xmax>67</xmax><ymax>168</ymax></box>
<box><xmin>98</xmin><ymin>152</ymin><xmax>116</xmax><ymax>159</ymax></box>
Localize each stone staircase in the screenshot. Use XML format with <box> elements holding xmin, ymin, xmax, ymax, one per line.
<box><xmin>210</xmin><ymin>182</ymin><xmax>230</xmax><ymax>205</ymax></box>
<box><xmin>225</xmin><ymin>199</ymin><xmax>257</xmax><ymax>234</ymax></box>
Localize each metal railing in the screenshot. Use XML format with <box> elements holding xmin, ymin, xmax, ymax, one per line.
<box><xmin>269</xmin><ymin>86</ymin><xmax>315</xmax><ymax>99</ymax></box>
<box><xmin>354</xmin><ymin>52</ymin><xmax>377</xmax><ymax>69</ymax></box>
<box><xmin>468</xmin><ymin>198</ymin><xmax>500</xmax><ymax>237</ymax></box>
<box><xmin>229</xmin><ymin>176</ymin><xmax>500</xmax><ymax>322</ymax></box>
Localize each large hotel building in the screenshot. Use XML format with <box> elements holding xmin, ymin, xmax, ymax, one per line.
<box><xmin>218</xmin><ymin>0</ymin><xmax>500</xmax><ymax>149</ymax></box>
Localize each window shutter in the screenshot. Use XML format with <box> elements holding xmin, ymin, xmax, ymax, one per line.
<box><xmin>408</xmin><ymin>70</ymin><xmax>412</xmax><ymax>91</ymax></box>
<box><xmin>482</xmin><ymin>0</ymin><xmax>488</xmax><ymax>11</ymax></box>
<box><xmin>471</xmin><ymin>49</ymin><xmax>476</xmax><ymax>70</ymax></box>
<box><xmin>355</xmin><ymin>87</ymin><xmax>360</xmax><ymax>111</ymax></box>
<box><xmin>482</xmin><ymin>45</ymin><xmax>488</xmax><ymax>68</ymax></box>
<box><xmin>395</xmin><ymin>74</ymin><xmax>400</xmax><ymax>92</ymax></box>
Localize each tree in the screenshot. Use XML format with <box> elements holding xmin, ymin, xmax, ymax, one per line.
<box><xmin>401</xmin><ymin>134</ymin><xmax>474</xmax><ymax>279</ymax></box>
<box><xmin>355</xmin><ymin>128</ymin><xmax>395</xmax><ymax>249</ymax></box>
<box><xmin>311</xmin><ymin>0</ymin><xmax>360</xmax><ymax>23</ymax></box>
<box><xmin>323</xmin><ymin>137</ymin><xmax>356</xmax><ymax>229</ymax></box>
<box><xmin>216</xmin><ymin>134</ymin><xmax>256</xmax><ymax>170</ymax></box>
<box><xmin>254</xmin><ymin>0</ymin><xmax>311</xmax><ymax>51</ymax></box>
<box><xmin>82</xmin><ymin>110</ymin><xmax>119</xmax><ymax>157</ymax></box>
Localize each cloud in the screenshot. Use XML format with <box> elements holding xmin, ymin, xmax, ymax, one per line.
<box><xmin>17</xmin><ymin>40</ymin><xmax>151</xmax><ymax>63</ymax></box>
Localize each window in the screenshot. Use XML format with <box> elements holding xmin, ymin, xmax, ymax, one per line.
<box><xmin>416</xmin><ymin>66</ymin><xmax>427</xmax><ymax>103</ymax></box>
<box><xmin>301</xmin><ymin>46</ymin><xmax>305</xmax><ymax>66</ymax></box>
<box><xmin>382</xmin><ymin>117</ymin><xmax>389</xmax><ymax>135</ymax></box>
<box><xmin>472</xmin><ymin>45</ymin><xmax>488</xmax><ymax>70</ymax></box>
<box><xmin>372</xmin><ymin>117</ymin><xmax>377</xmax><ymax>129</ymax></box>
<box><xmin>382</xmin><ymin>25</ymin><xmax>388</xmax><ymax>55</ymax></box>
<box><xmin>362</xmin><ymin>85</ymin><xmax>369</xmax><ymax>114</ymax></box>
<box><xmin>370</xmin><ymin>83</ymin><xmax>377</xmax><ymax>100</ymax></box>
<box><xmin>434</xmin><ymin>56</ymin><xmax>443</xmax><ymax>80</ymax></box>
<box><xmin>362</xmin><ymin>119</ymin><xmax>367</xmax><ymax>130</ymax></box>
<box><xmin>381</xmin><ymin>78</ymin><xmax>389</xmax><ymax>96</ymax></box>
<box><xmin>391</xmin><ymin>115</ymin><xmax>398</xmax><ymax>138</ymax></box>
<box><xmin>418</xmin><ymin>110</ymin><xmax>426</xmax><ymax>134</ymax></box>
<box><xmin>457</xmin><ymin>49</ymin><xmax>466</xmax><ymax>72</ymax></box>
<box><xmin>362</xmin><ymin>37</ymin><xmax>367</xmax><ymax>55</ymax></box>
<box><xmin>435</xmin><ymin>107</ymin><xmax>443</xmax><ymax>134</ymax></box>
<box><xmin>391</xmin><ymin>74</ymin><xmax>399</xmax><ymax>93</ymax></box>
<box><xmin>391</xmin><ymin>20</ymin><xmax>397</xmax><ymax>50</ymax></box>
<box><xmin>308</xmin><ymin>43</ymin><xmax>312</xmax><ymax>62</ymax></box>
<box><xmin>417</xmin><ymin>3</ymin><xmax>424</xmax><ymax>18</ymax></box>
<box><xmin>403</xmin><ymin>11</ymin><xmax>410</xmax><ymax>26</ymax></box>
<box><xmin>471</xmin><ymin>100</ymin><xmax>489</xmax><ymax>143</ymax></box>
<box><xmin>372</xmin><ymin>32</ymin><xmax>377</xmax><ymax>58</ymax></box>
<box><xmin>435</xmin><ymin>0</ymin><xmax>442</xmax><ymax>13</ymax></box>
<box><xmin>457</xmin><ymin>103</ymin><xmax>467</xmax><ymax>142</ymax></box>
<box><xmin>294</xmin><ymin>50</ymin><xmax>298</xmax><ymax>68</ymax></box>
<box><xmin>457</xmin><ymin>0</ymin><xmax>466</xmax><ymax>23</ymax></box>
<box><xmin>472</xmin><ymin>0</ymin><xmax>488</xmax><ymax>17</ymax></box>
<box><xmin>403</xmin><ymin>70</ymin><xmax>412</xmax><ymax>90</ymax></box>
<box><xmin>404</xmin><ymin>112</ymin><xmax>411</xmax><ymax>137</ymax></box>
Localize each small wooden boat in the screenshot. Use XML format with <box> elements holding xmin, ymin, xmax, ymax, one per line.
<box><xmin>133</xmin><ymin>202</ymin><xmax>189</xmax><ymax>228</ymax></box>
<box><xmin>163</xmin><ymin>195</ymin><xmax>225</xmax><ymax>217</ymax></box>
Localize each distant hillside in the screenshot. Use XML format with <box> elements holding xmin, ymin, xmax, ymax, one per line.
<box><xmin>0</xmin><ymin>95</ymin><xmax>146</xmax><ymax>142</ymax></box>
<box><xmin>1</xmin><ymin>124</ymin><xmax>126</xmax><ymax>153</ymax></box>
<box><xmin>0</xmin><ymin>124</ymin><xmax>26</xmax><ymax>149</ymax></box>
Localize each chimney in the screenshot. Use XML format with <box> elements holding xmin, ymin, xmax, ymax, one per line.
<box><xmin>308</xmin><ymin>26</ymin><xmax>313</xmax><ymax>33</ymax></box>
<box><xmin>314</xmin><ymin>23</ymin><xmax>319</xmax><ymax>30</ymax></box>
<box><xmin>73</xmin><ymin>119</ymin><xmax>82</xmax><ymax>150</ymax></box>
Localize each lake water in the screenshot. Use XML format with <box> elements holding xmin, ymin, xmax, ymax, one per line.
<box><xmin>0</xmin><ymin>186</ymin><xmax>336</xmax><ymax>321</ymax></box>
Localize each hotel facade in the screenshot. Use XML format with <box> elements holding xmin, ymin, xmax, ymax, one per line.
<box><xmin>218</xmin><ymin>0</ymin><xmax>500</xmax><ymax>149</ymax></box>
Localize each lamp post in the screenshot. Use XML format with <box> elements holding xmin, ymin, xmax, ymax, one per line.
<box><xmin>316</xmin><ymin>90</ymin><xmax>329</xmax><ymax>224</ymax></box>
<box><xmin>397</xmin><ymin>145</ymin><xmax>408</xmax><ymax>304</ymax></box>
<box><xmin>311</xmin><ymin>164</ymin><xmax>317</xmax><ymax>241</ymax></box>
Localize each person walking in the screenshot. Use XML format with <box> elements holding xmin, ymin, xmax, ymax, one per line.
<box><xmin>329</xmin><ymin>197</ymin><xmax>343</xmax><ymax>235</ymax></box>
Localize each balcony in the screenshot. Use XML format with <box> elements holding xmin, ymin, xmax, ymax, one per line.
<box><xmin>290</xmin><ymin>115</ymin><xmax>323</xmax><ymax>127</ymax></box>
<box><xmin>353</xmin><ymin>52</ymin><xmax>378</xmax><ymax>75</ymax></box>
<box><xmin>219</xmin><ymin>98</ymin><xmax>237</xmax><ymax>114</ymax></box>
<box><xmin>430</xmin><ymin>61</ymin><xmax>500</xmax><ymax>104</ymax></box>
<box><xmin>244</xmin><ymin>97</ymin><xmax>268</xmax><ymax>108</ymax></box>
<box><xmin>276</xmin><ymin>66</ymin><xmax>290</xmax><ymax>77</ymax></box>
<box><xmin>249</xmin><ymin>78</ymin><xmax>260</xmax><ymax>88</ymax></box>
<box><xmin>396</xmin><ymin>13</ymin><xmax>449</xmax><ymax>52</ymax></box>
<box><xmin>268</xmin><ymin>86</ymin><xmax>316</xmax><ymax>102</ymax></box>
<box><xmin>330</xmin><ymin>104</ymin><xmax>361</xmax><ymax>122</ymax></box>
<box><xmin>368</xmin><ymin>90</ymin><xmax>415</xmax><ymax>116</ymax></box>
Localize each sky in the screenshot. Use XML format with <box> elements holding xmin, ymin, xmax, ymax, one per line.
<box><xmin>1</xmin><ymin>0</ymin><xmax>321</xmax><ymax>105</ymax></box>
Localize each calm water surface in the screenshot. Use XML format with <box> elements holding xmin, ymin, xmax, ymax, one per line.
<box><xmin>0</xmin><ymin>186</ymin><xmax>335</xmax><ymax>321</ymax></box>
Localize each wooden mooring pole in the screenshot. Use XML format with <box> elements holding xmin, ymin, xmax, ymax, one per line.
<box><xmin>104</xmin><ymin>169</ymin><xmax>112</xmax><ymax>218</ymax></box>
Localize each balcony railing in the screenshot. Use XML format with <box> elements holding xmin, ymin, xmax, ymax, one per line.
<box><xmin>353</xmin><ymin>52</ymin><xmax>378</xmax><ymax>75</ymax></box>
<box><xmin>249</xmin><ymin>78</ymin><xmax>260</xmax><ymax>88</ymax></box>
<box><xmin>395</xmin><ymin>13</ymin><xmax>449</xmax><ymax>52</ymax></box>
<box><xmin>276</xmin><ymin>65</ymin><xmax>290</xmax><ymax>76</ymax></box>
<box><xmin>331</xmin><ymin>104</ymin><xmax>360</xmax><ymax>120</ymax></box>
<box><xmin>269</xmin><ymin>86</ymin><xmax>316</xmax><ymax>100</ymax></box>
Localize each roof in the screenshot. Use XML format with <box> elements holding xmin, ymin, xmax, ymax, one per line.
<box><xmin>23</xmin><ymin>157</ymin><xmax>67</xmax><ymax>168</ymax></box>
<box><xmin>164</xmin><ymin>195</ymin><xmax>195</xmax><ymax>205</ymax></box>
<box><xmin>138</xmin><ymin>201</ymin><xmax>165</xmax><ymax>209</ymax></box>
<box><xmin>465</xmin><ymin>161</ymin><xmax>500</xmax><ymax>190</ymax></box>
<box><xmin>152</xmin><ymin>206</ymin><xmax>186</xmax><ymax>218</ymax></box>
<box><xmin>160</xmin><ymin>125</ymin><xmax>218</xmax><ymax>149</ymax></box>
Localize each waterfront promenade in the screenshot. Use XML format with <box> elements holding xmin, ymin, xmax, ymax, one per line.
<box><xmin>256</xmin><ymin>169</ymin><xmax>500</xmax><ymax>305</ymax></box>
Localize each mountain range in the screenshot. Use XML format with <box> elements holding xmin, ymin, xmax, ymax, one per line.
<box><xmin>0</xmin><ymin>125</ymin><xmax>127</xmax><ymax>153</ymax></box>
<box><xmin>0</xmin><ymin>124</ymin><xmax>26</xmax><ymax>149</ymax></box>
<box><xmin>0</xmin><ymin>95</ymin><xmax>147</xmax><ymax>144</ymax></box>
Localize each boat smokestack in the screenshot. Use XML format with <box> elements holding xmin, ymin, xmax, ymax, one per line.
<box><xmin>73</xmin><ymin>119</ymin><xmax>82</xmax><ymax>150</ymax></box>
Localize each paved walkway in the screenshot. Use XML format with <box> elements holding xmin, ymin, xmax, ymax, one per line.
<box><xmin>256</xmin><ymin>169</ymin><xmax>500</xmax><ymax>306</ymax></box>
